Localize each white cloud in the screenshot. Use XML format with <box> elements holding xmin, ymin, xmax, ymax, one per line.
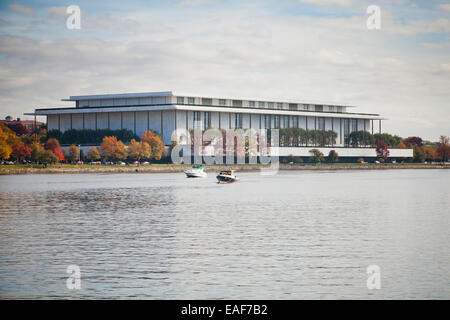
<box><xmin>179</xmin><ymin>0</ymin><xmax>213</xmax><ymax>7</ymax></box>
<box><xmin>438</xmin><ymin>3</ymin><xmax>450</xmax><ymax>12</ymax></box>
<box><xmin>45</xmin><ymin>6</ymin><xmax>68</xmax><ymax>20</ymax></box>
<box><xmin>299</xmin><ymin>0</ymin><xmax>353</xmax><ymax>7</ymax></box>
<box><xmin>9</xmin><ymin>2</ymin><xmax>35</xmax><ymax>15</ymax></box>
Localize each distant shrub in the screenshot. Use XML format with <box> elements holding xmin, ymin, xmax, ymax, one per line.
<box><xmin>309</xmin><ymin>149</ymin><xmax>324</xmax><ymax>163</ymax></box>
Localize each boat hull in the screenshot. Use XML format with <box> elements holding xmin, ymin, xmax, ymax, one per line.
<box><xmin>216</xmin><ymin>175</ymin><xmax>240</xmax><ymax>183</ymax></box>
<box><xmin>185</xmin><ymin>171</ymin><xmax>207</xmax><ymax>178</ymax></box>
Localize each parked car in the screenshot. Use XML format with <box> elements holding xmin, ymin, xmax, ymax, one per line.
<box><xmin>118</xmin><ymin>161</ymin><xmax>126</xmax><ymax>165</ymax></box>
<box><xmin>141</xmin><ymin>161</ymin><xmax>150</xmax><ymax>165</ymax></box>
<box><xmin>75</xmin><ymin>161</ymin><xmax>84</xmax><ymax>165</ymax></box>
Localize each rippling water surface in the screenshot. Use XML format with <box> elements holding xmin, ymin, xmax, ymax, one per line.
<box><xmin>0</xmin><ymin>169</ymin><xmax>449</xmax><ymax>299</ymax></box>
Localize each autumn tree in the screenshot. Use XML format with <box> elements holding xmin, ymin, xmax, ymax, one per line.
<box><xmin>44</xmin><ymin>138</ymin><xmax>64</xmax><ymax>161</ymax></box>
<box><xmin>404</xmin><ymin>136</ymin><xmax>423</xmax><ymax>147</ymax></box>
<box><xmin>87</xmin><ymin>146</ymin><xmax>101</xmax><ymax>161</ymax></box>
<box><xmin>327</xmin><ymin>150</ymin><xmax>339</xmax><ymax>163</ymax></box>
<box><xmin>424</xmin><ymin>146</ymin><xmax>437</xmax><ymax>161</ymax></box>
<box><xmin>376</xmin><ymin>140</ymin><xmax>390</xmax><ymax>162</ymax></box>
<box><xmin>0</xmin><ymin>122</ymin><xmax>22</xmax><ymax>159</ymax></box>
<box><xmin>67</xmin><ymin>144</ymin><xmax>80</xmax><ymax>163</ymax></box>
<box><xmin>30</xmin><ymin>142</ymin><xmax>44</xmax><ymax>163</ymax></box>
<box><xmin>10</xmin><ymin>143</ymin><xmax>32</xmax><ymax>162</ymax></box>
<box><xmin>140</xmin><ymin>131</ymin><xmax>165</xmax><ymax>161</ymax></box>
<box><xmin>11</xmin><ymin>123</ymin><xmax>29</xmax><ymax>136</ymax></box>
<box><xmin>100</xmin><ymin>136</ymin><xmax>127</xmax><ymax>161</ymax></box>
<box><xmin>0</xmin><ymin>129</ymin><xmax>12</xmax><ymax>159</ymax></box>
<box><xmin>38</xmin><ymin>149</ymin><xmax>59</xmax><ymax>167</ymax></box>
<box><xmin>127</xmin><ymin>139</ymin><xmax>151</xmax><ymax>163</ymax></box>
<box><xmin>437</xmin><ymin>135</ymin><xmax>450</xmax><ymax>162</ymax></box>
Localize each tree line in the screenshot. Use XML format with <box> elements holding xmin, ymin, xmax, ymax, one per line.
<box><xmin>47</xmin><ymin>128</ymin><xmax>140</xmax><ymax>145</ymax></box>
<box><xmin>0</xmin><ymin>122</ymin><xmax>165</xmax><ymax>165</ymax></box>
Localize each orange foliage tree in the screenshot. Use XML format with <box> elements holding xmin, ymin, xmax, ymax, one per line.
<box><xmin>100</xmin><ymin>136</ymin><xmax>127</xmax><ymax>161</ymax></box>
<box><xmin>140</xmin><ymin>131</ymin><xmax>165</xmax><ymax>161</ymax></box>
<box><xmin>127</xmin><ymin>139</ymin><xmax>151</xmax><ymax>162</ymax></box>
<box><xmin>44</xmin><ymin>138</ymin><xmax>65</xmax><ymax>161</ymax></box>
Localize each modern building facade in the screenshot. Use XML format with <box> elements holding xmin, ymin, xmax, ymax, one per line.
<box><xmin>26</xmin><ymin>91</ymin><xmax>412</xmax><ymax>158</ymax></box>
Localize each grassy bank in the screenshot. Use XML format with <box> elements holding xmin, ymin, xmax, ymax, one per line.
<box><xmin>0</xmin><ymin>163</ymin><xmax>448</xmax><ymax>175</ymax></box>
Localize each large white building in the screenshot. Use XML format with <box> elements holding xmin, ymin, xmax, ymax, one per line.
<box><xmin>26</xmin><ymin>91</ymin><xmax>412</xmax><ymax>158</ymax></box>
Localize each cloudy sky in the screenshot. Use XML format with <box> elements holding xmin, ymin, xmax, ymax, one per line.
<box><xmin>0</xmin><ymin>0</ymin><xmax>449</xmax><ymax>140</ymax></box>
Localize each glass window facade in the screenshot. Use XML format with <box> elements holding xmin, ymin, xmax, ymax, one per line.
<box><xmin>232</xmin><ymin>100</ymin><xmax>242</xmax><ymax>107</ymax></box>
<box><xmin>315</xmin><ymin>105</ymin><xmax>323</xmax><ymax>112</ymax></box>
<box><xmin>292</xmin><ymin>116</ymin><xmax>298</xmax><ymax>128</ymax></box>
<box><xmin>289</xmin><ymin>104</ymin><xmax>297</xmax><ymax>110</ymax></box>
<box><xmin>249</xmin><ymin>101</ymin><xmax>255</xmax><ymax>107</ymax></box>
<box><xmin>188</xmin><ymin>97</ymin><xmax>195</xmax><ymax>104</ymax></box>
<box><xmin>203</xmin><ymin>111</ymin><xmax>210</xmax><ymax>129</ymax></box>
<box><xmin>273</xmin><ymin>115</ymin><xmax>280</xmax><ymax>128</ymax></box>
<box><xmin>264</xmin><ymin>115</ymin><xmax>271</xmax><ymax>128</ymax></box>
<box><xmin>234</xmin><ymin>113</ymin><xmax>242</xmax><ymax>129</ymax></box>
<box><xmin>351</xmin><ymin>119</ymin><xmax>357</xmax><ymax>132</ymax></box>
<box><xmin>277</xmin><ymin>103</ymin><xmax>283</xmax><ymax>109</ymax></box>
<box><xmin>202</xmin><ymin>98</ymin><xmax>212</xmax><ymax>105</ymax></box>
<box><xmin>344</xmin><ymin>119</ymin><xmax>350</xmax><ymax>143</ymax></box>
<box><xmin>177</xmin><ymin>97</ymin><xmax>184</xmax><ymax>104</ymax></box>
<box><xmin>318</xmin><ymin>117</ymin><xmax>325</xmax><ymax>130</ymax></box>
<box><xmin>219</xmin><ymin>99</ymin><xmax>226</xmax><ymax>105</ymax></box>
<box><xmin>193</xmin><ymin>111</ymin><xmax>201</xmax><ymax>128</ymax></box>
<box><xmin>282</xmin><ymin>115</ymin><xmax>289</xmax><ymax>128</ymax></box>
<box><xmin>259</xmin><ymin>101</ymin><xmax>265</xmax><ymax>108</ymax></box>
<box><xmin>268</xmin><ymin>102</ymin><xmax>274</xmax><ymax>109</ymax></box>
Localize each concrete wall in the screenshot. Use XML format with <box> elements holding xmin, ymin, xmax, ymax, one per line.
<box><xmin>278</xmin><ymin>147</ymin><xmax>413</xmax><ymax>158</ymax></box>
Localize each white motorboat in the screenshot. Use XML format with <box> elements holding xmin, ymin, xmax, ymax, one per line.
<box><xmin>216</xmin><ymin>169</ymin><xmax>240</xmax><ymax>183</ymax></box>
<box><xmin>185</xmin><ymin>165</ymin><xmax>207</xmax><ymax>178</ymax></box>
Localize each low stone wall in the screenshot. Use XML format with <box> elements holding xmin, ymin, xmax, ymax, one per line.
<box><xmin>0</xmin><ymin>163</ymin><xmax>448</xmax><ymax>175</ymax></box>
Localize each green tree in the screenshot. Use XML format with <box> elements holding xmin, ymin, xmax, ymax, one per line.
<box><xmin>309</xmin><ymin>149</ymin><xmax>324</xmax><ymax>163</ymax></box>
<box><xmin>38</xmin><ymin>149</ymin><xmax>59</xmax><ymax>166</ymax></box>
<box><xmin>413</xmin><ymin>145</ymin><xmax>426</xmax><ymax>163</ymax></box>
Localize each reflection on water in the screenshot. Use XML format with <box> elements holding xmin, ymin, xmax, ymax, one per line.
<box><xmin>0</xmin><ymin>170</ymin><xmax>449</xmax><ymax>299</ymax></box>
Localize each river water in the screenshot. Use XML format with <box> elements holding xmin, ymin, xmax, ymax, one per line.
<box><xmin>0</xmin><ymin>169</ymin><xmax>449</xmax><ymax>299</ymax></box>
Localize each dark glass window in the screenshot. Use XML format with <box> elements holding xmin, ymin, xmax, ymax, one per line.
<box><xmin>232</xmin><ymin>100</ymin><xmax>242</xmax><ymax>107</ymax></box>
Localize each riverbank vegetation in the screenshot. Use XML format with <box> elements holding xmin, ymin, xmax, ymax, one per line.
<box><xmin>0</xmin><ymin>122</ymin><xmax>165</xmax><ymax>166</ymax></box>
<box><xmin>1</xmin><ymin>122</ymin><xmax>449</xmax><ymax>165</ymax></box>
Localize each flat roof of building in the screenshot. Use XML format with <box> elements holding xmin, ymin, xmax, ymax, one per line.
<box><xmin>62</xmin><ymin>91</ymin><xmax>356</xmax><ymax>108</ymax></box>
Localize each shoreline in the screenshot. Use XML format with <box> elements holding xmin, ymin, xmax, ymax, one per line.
<box><xmin>0</xmin><ymin>163</ymin><xmax>448</xmax><ymax>175</ymax></box>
